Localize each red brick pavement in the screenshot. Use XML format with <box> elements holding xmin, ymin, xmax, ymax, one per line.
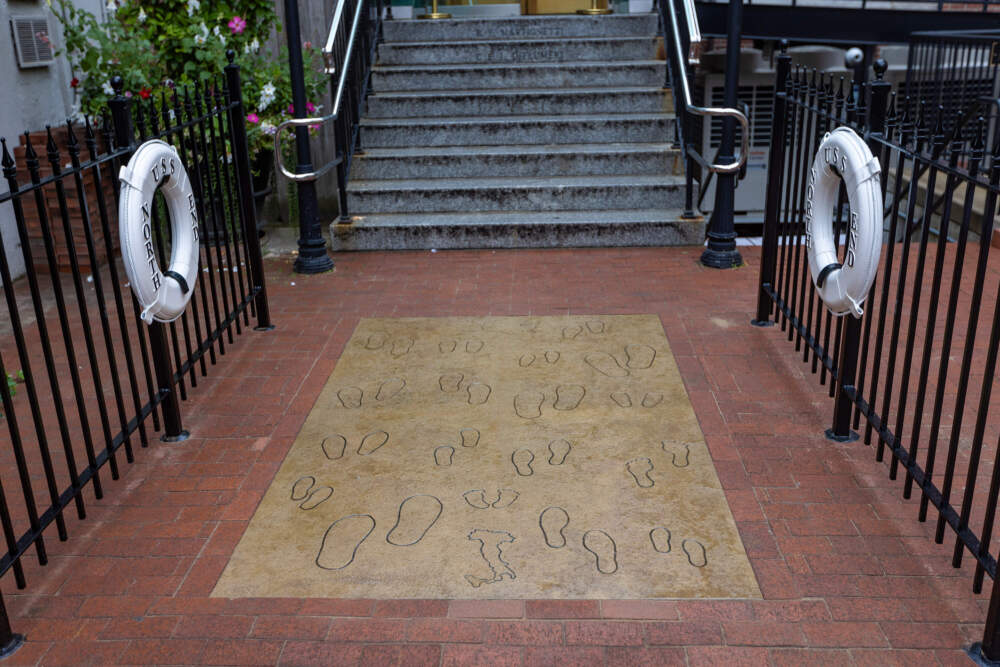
<box><xmin>1</xmin><ymin>246</ymin><xmax>994</xmax><ymax>665</ymax></box>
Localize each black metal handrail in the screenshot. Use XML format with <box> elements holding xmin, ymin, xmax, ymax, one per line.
<box><xmin>273</xmin><ymin>0</ymin><xmax>383</xmax><ymax>220</ymax></box>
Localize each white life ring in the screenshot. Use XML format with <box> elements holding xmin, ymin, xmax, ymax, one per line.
<box><xmin>805</xmin><ymin>127</ymin><xmax>883</xmax><ymax>318</ymax></box>
<box><xmin>118</xmin><ymin>140</ymin><xmax>200</xmax><ymax>324</ymax></box>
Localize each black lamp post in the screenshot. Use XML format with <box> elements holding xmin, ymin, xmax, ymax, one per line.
<box><xmin>284</xmin><ymin>0</ymin><xmax>334</xmax><ymax>274</ymax></box>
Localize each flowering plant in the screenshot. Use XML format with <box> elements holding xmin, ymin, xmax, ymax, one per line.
<box><xmin>49</xmin><ymin>0</ymin><xmax>325</xmax><ymax>158</ymax></box>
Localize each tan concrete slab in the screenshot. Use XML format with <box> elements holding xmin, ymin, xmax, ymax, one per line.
<box><xmin>213</xmin><ymin>315</ymin><xmax>760</xmax><ymax>599</ymax></box>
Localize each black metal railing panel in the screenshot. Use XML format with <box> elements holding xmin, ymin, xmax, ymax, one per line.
<box><xmin>755</xmin><ymin>44</ymin><xmax>1000</xmax><ymax>660</ymax></box>
<box><xmin>0</xmin><ymin>53</ymin><xmax>271</xmax><ymax>651</ymax></box>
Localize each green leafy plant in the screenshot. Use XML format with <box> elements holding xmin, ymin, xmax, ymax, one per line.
<box><xmin>1</xmin><ymin>371</ymin><xmax>24</xmax><ymax>419</ymax></box>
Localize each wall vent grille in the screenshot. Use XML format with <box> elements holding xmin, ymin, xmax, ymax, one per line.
<box><xmin>10</xmin><ymin>15</ymin><xmax>55</xmax><ymax>69</ymax></box>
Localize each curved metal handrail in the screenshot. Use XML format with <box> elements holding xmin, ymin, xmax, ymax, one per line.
<box><xmin>666</xmin><ymin>0</ymin><xmax>749</xmax><ymax>174</ymax></box>
<box><xmin>273</xmin><ymin>0</ymin><xmax>366</xmax><ymax>182</ymax></box>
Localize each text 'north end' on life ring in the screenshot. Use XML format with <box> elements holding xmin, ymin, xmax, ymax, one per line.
<box><xmin>805</xmin><ymin>126</ymin><xmax>883</xmax><ymax>319</ymax></box>
<box><xmin>118</xmin><ymin>140</ymin><xmax>200</xmax><ymax>324</ymax></box>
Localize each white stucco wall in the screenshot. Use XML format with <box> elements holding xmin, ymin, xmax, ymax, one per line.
<box><xmin>1</xmin><ymin>0</ymin><xmax>105</xmax><ymax>282</ymax></box>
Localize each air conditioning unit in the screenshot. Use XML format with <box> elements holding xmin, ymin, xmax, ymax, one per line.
<box><xmin>10</xmin><ymin>15</ymin><xmax>55</xmax><ymax>69</ymax></box>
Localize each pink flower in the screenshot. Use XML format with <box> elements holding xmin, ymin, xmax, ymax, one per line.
<box><xmin>228</xmin><ymin>15</ymin><xmax>246</xmax><ymax>34</ymax></box>
<box><xmin>304</xmin><ymin>41</ymin><xmax>312</xmax><ymax>49</ymax></box>
<box><xmin>287</xmin><ymin>104</ymin><xmax>294</xmax><ymax>114</ymax></box>
<box><xmin>305</xmin><ymin>101</ymin><xmax>315</xmax><ymax>113</ymax></box>
<box><xmin>247</xmin><ymin>112</ymin><xmax>260</xmax><ymax>124</ymax></box>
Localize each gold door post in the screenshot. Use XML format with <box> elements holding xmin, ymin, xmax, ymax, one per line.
<box><xmin>418</xmin><ymin>0</ymin><xmax>452</xmax><ymax>18</ymax></box>
<box><xmin>577</xmin><ymin>0</ymin><xmax>611</xmax><ymax>13</ymax></box>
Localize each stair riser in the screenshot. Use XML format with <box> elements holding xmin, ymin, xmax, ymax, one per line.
<box><xmin>330</xmin><ymin>219</ymin><xmax>705</xmax><ymax>250</ymax></box>
<box><xmin>378</xmin><ymin>39</ymin><xmax>657</xmax><ymax>65</ymax></box>
<box><xmin>347</xmin><ymin>183</ymin><xmax>684</xmax><ymax>214</ymax></box>
<box><xmin>361</xmin><ymin>117</ymin><xmax>674</xmax><ymax>147</ymax></box>
<box><xmin>373</xmin><ymin>64</ymin><xmax>667</xmax><ymax>91</ymax></box>
<box><xmin>383</xmin><ymin>15</ymin><xmax>658</xmax><ymax>41</ymax></box>
<box><xmin>350</xmin><ymin>151</ymin><xmax>679</xmax><ymax>179</ymax></box>
<box><xmin>367</xmin><ymin>91</ymin><xmax>668</xmax><ymax>118</ymax></box>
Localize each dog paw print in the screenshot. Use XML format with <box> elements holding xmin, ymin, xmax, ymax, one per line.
<box><xmin>513</xmin><ymin>384</ymin><xmax>586</xmax><ymax>419</ymax></box>
<box><xmin>609</xmin><ymin>390</ymin><xmax>662</xmax><ymax>409</ymax></box>
<box><xmin>361</xmin><ymin>332</ymin><xmax>415</xmax><ymax>358</ymax></box>
<box><xmin>438</xmin><ymin>373</ymin><xmax>493</xmax><ymax>406</ymax></box>
<box><xmin>518</xmin><ymin>350</ymin><xmax>561</xmax><ymax>368</ymax></box>
<box><xmin>321</xmin><ymin>430</ymin><xmax>390</xmax><ymax>460</ymax></box>
<box><xmin>648</xmin><ymin>527</ymin><xmax>708</xmax><ymax>568</ymax></box>
<box><xmin>584</xmin><ymin>344</ymin><xmax>657</xmax><ymax>378</ymax></box>
<box><xmin>336</xmin><ymin>377</ymin><xmax>406</xmax><ymax>408</ymax></box>
<box><xmin>290</xmin><ymin>476</ymin><xmax>334</xmax><ymax>510</ymax></box>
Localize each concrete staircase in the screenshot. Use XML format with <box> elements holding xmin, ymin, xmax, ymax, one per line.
<box><xmin>331</xmin><ymin>13</ymin><xmax>704</xmax><ymax>250</ymax></box>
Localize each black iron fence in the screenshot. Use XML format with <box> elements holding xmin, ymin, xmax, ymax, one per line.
<box><xmin>0</xmin><ymin>53</ymin><xmax>270</xmax><ymax>651</ymax></box>
<box><xmin>754</xmin><ymin>45</ymin><xmax>1000</xmax><ymax>660</ymax></box>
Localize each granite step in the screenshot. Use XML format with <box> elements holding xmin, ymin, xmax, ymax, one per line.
<box><xmin>382</xmin><ymin>13</ymin><xmax>658</xmax><ymax>42</ymax></box>
<box><xmin>360</xmin><ymin>113</ymin><xmax>675</xmax><ymax>147</ymax></box>
<box><xmin>350</xmin><ymin>143</ymin><xmax>681</xmax><ymax>180</ymax></box>
<box><xmin>329</xmin><ymin>208</ymin><xmax>704</xmax><ymax>250</ymax></box>
<box><xmin>346</xmin><ymin>174</ymin><xmax>685</xmax><ymax>214</ymax></box>
<box><xmin>371</xmin><ymin>61</ymin><xmax>668</xmax><ymax>92</ymax></box>
<box><xmin>366</xmin><ymin>87</ymin><xmax>671</xmax><ymax>118</ymax></box>
<box><xmin>377</xmin><ymin>37</ymin><xmax>658</xmax><ymax>66</ymax></box>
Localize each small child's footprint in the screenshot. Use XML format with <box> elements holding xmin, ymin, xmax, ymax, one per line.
<box><xmin>553</xmin><ymin>384</ymin><xmax>585</xmax><ymax>411</ymax></box>
<box><xmin>626</xmin><ymin>457</ymin><xmax>655</xmax><ymax>488</ymax></box>
<box><xmin>683</xmin><ymin>538</ymin><xmax>708</xmax><ymax>568</ymax></box>
<box><xmin>611</xmin><ymin>391</ymin><xmax>632</xmax><ymax>408</ymax></box>
<box><xmin>390</xmin><ymin>337</ymin><xmax>414</xmax><ymax>358</ymax></box>
<box><xmin>467</xmin><ymin>382</ymin><xmax>492</xmax><ymax>405</ymax></box>
<box><xmin>663</xmin><ymin>442</ymin><xmax>691</xmax><ymax>467</ymax></box>
<box><xmin>299</xmin><ymin>485</ymin><xmax>333</xmax><ymax>510</ymax></box>
<box><xmin>291</xmin><ymin>476</ymin><xmax>317</xmax><ymax>502</ymax></box>
<box><xmin>322</xmin><ymin>434</ymin><xmax>347</xmax><ymax>460</ymax></box>
<box><xmin>624</xmin><ymin>344</ymin><xmax>656</xmax><ymax>369</ymax></box>
<box><xmin>585</xmin><ymin>352</ymin><xmax>628</xmax><ymax>378</ymax></box>
<box><xmin>547</xmin><ymin>439</ymin><xmax>572</xmax><ymax>465</ymax></box>
<box><xmin>514</xmin><ymin>391</ymin><xmax>545</xmax><ymax>419</ymax></box>
<box><xmin>439</xmin><ymin>373</ymin><xmax>464</xmax><ymax>392</ymax></box>
<box><xmin>511</xmin><ymin>448</ymin><xmax>535</xmax><ymax>476</ymax></box>
<box><xmin>562</xmin><ymin>325</ymin><xmax>583</xmax><ymax>340</ymax></box>
<box><xmin>435</xmin><ymin>445</ymin><xmax>455</xmax><ymax>467</ymax></box>
<box><xmin>493</xmin><ymin>488</ymin><xmax>519</xmax><ymax>509</ymax></box>
<box><xmin>439</xmin><ymin>339</ymin><xmax>457</xmax><ymax>353</ymax></box>
<box><xmin>364</xmin><ymin>332</ymin><xmax>389</xmax><ymax>350</ymax></box>
<box><xmin>641</xmin><ymin>392</ymin><xmax>663</xmax><ymax>408</ymax></box>
<box><xmin>466</xmin><ymin>339</ymin><xmax>484</xmax><ymax>353</ymax></box>
<box><xmin>337</xmin><ymin>386</ymin><xmax>363</xmax><ymax>408</ymax></box>
<box><xmin>460</xmin><ymin>428</ymin><xmax>480</xmax><ymax>448</ymax></box>
<box><xmin>649</xmin><ymin>527</ymin><xmax>672</xmax><ymax>554</ymax></box>
<box><xmin>583</xmin><ymin>529</ymin><xmax>618</xmax><ymax>574</ymax></box>
<box><xmin>358</xmin><ymin>430</ymin><xmax>389</xmax><ymax>456</ymax></box>
<box><xmin>586</xmin><ymin>320</ymin><xmax>605</xmax><ymax>334</ymax></box>
<box><xmin>375</xmin><ymin>377</ymin><xmax>406</xmax><ymax>402</ymax></box>
<box><xmin>539</xmin><ymin>506</ymin><xmax>569</xmax><ymax>548</ymax></box>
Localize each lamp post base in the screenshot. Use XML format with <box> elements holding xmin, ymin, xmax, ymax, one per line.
<box><xmin>700</xmin><ymin>246</ymin><xmax>743</xmax><ymax>269</ymax></box>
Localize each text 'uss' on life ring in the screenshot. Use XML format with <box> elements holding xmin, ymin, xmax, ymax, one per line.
<box><xmin>805</xmin><ymin>126</ymin><xmax>883</xmax><ymax>318</ymax></box>
<box><xmin>118</xmin><ymin>140</ymin><xmax>200</xmax><ymax>324</ymax></box>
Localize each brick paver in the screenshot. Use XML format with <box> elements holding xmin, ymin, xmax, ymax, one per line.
<box><xmin>2</xmin><ymin>246</ymin><xmax>994</xmax><ymax>665</ymax></box>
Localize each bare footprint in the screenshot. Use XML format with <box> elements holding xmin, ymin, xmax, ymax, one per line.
<box><xmin>316</xmin><ymin>514</ymin><xmax>375</xmax><ymax>570</ymax></box>
<box><xmin>562</xmin><ymin>325</ymin><xmax>583</xmax><ymax>340</ymax></box>
<box><xmin>641</xmin><ymin>392</ymin><xmax>663</xmax><ymax>408</ymax></box>
<box><xmin>547</xmin><ymin>439</ymin><xmax>572</xmax><ymax>465</ymax></box>
<box><xmin>463</xmin><ymin>490</ymin><xmax>491</xmax><ymax>509</ymax></box>
<box><xmin>626</xmin><ymin>457</ymin><xmax>655</xmax><ymax>488</ymax></box>
<box><xmin>358</xmin><ymin>430</ymin><xmax>389</xmax><ymax>456</ymax></box>
<box><xmin>467</xmin><ymin>382</ymin><xmax>492</xmax><ymax>405</ymax></box>
<box><xmin>439</xmin><ymin>339</ymin><xmax>457</xmax><ymax>353</ymax></box>
<box><xmin>586</xmin><ymin>320</ymin><xmax>605</xmax><ymax>334</ymax></box>
<box><xmin>434</xmin><ymin>445</ymin><xmax>455</xmax><ymax>467</ymax></box>
<box><xmin>291</xmin><ymin>476</ymin><xmax>316</xmax><ymax>501</ymax></box>
<box><xmin>375</xmin><ymin>377</ymin><xmax>406</xmax><ymax>402</ymax></box>
<box><xmin>364</xmin><ymin>332</ymin><xmax>388</xmax><ymax>350</ymax></box>
<box><xmin>539</xmin><ymin>506</ymin><xmax>569</xmax><ymax>549</ymax></box>
<box><xmin>493</xmin><ymin>488</ymin><xmax>519</xmax><ymax>509</ymax></box>
<box><xmin>300</xmin><ymin>485</ymin><xmax>333</xmax><ymax>510</ymax></box>
<box><xmin>466</xmin><ymin>339</ymin><xmax>484</xmax><ymax>354</ymax></box>
<box><xmin>322</xmin><ymin>434</ymin><xmax>347</xmax><ymax>460</ymax></box>
<box><xmin>521</xmin><ymin>319</ymin><xmax>540</xmax><ymax>333</ymax></box>
<box><xmin>337</xmin><ymin>386</ymin><xmax>363</xmax><ymax>408</ymax></box>
<box><xmin>514</xmin><ymin>391</ymin><xmax>544</xmax><ymax>419</ymax></box>
<box><xmin>553</xmin><ymin>384</ymin><xmax>585</xmax><ymax>411</ymax></box>
<box><xmin>544</xmin><ymin>350</ymin><xmax>560</xmax><ymax>364</ymax></box>
<box><xmin>624</xmin><ymin>344</ymin><xmax>656</xmax><ymax>369</ymax></box>
<box><xmin>519</xmin><ymin>353</ymin><xmax>536</xmax><ymax>368</ymax></box>
<box><xmin>650</xmin><ymin>527</ymin><xmax>672</xmax><ymax>554</ymax></box>
<box><xmin>683</xmin><ymin>538</ymin><xmax>708</xmax><ymax>568</ymax></box>
<box><xmin>390</xmin><ymin>337</ymin><xmax>414</xmax><ymax>358</ymax></box>
<box><xmin>611</xmin><ymin>391</ymin><xmax>632</xmax><ymax>408</ymax></box>
<box><xmin>583</xmin><ymin>530</ymin><xmax>618</xmax><ymax>574</ymax></box>
<box><xmin>585</xmin><ymin>352</ymin><xmax>628</xmax><ymax>378</ymax></box>
<box><xmin>663</xmin><ymin>442</ymin><xmax>691</xmax><ymax>468</ymax></box>
<box><xmin>460</xmin><ymin>428</ymin><xmax>480</xmax><ymax>448</ymax></box>
<box><xmin>386</xmin><ymin>495</ymin><xmax>443</xmax><ymax>546</ymax></box>
<box><xmin>511</xmin><ymin>448</ymin><xmax>535</xmax><ymax>476</ymax></box>
<box><xmin>439</xmin><ymin>373</ymin><xmax>464</xmax><ymax>392</ymax></box>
